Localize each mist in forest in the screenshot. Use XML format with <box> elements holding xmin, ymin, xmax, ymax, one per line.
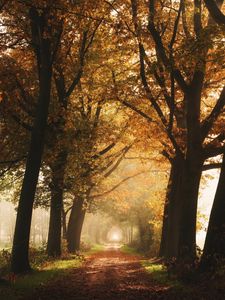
<box><xmin>0</xmin><ymin>168</ymin><xmax>219</xmax><ymax>251</ymax></box>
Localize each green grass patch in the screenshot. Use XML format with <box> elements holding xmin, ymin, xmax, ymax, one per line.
<box><xmin>142</xmin><ymin>259</ymin><xmax>182</xmax><ymax>288</ymax></box>
<box><xmin>0</xmin><ymin>257</ymin><xmax>82</xmax><ymax>300</ymax></box>
<box><xmin>0</xmin><ymin>243</ymin><xmax>105</xmax><ymax>300</ymax></box>
<box><xmin>120</xmin><ymin>244</ymin><xmax>139</xmax><ymax>255</ymax></box>
<box><xmin>85</xmin><ymin>243</ymin><xmax>105</xmax><ymax>255</ymax></box>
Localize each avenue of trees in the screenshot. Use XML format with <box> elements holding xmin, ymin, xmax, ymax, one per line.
<box><xmin>0</xmin><ymin>0</ymin><xmax>225</xmax><ymax>277</ymax></box>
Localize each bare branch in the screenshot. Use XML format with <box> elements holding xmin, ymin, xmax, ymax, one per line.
<box><xmin>194</xmin><ymin>0</ymin><xmax>203</xmax><ymax>37</ymax></box>
<box><xmin>92</xmin><ymin>142</ymin><xmax>116</xmax><ymax>159</ymax></box>
<box><xmin>203</xmin><ymin>0</ymin><xmax>225</xmax><ymax>25</ymax></box>
<box><xmin>0</xmin><ymin>156</ymin><xmax>26</xmax><ymax>165</ymax></box>
<box><xmin>103</xmin><ymin>144</ymin><xmax>133</xmax><ymax>178</ymax></box>
<box><xmin>201</xmin><ymin>86</ymin><xmax>225</xmax><ymax>140</ymax></box>
<box><xmin>202</xmin><ymin>162</ymin><xmax>222</xmax><ymax>170</ymax></box>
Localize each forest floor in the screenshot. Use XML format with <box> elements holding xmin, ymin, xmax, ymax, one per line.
<box><xmin>19</xmin><ymin>245</ymin><xmax>225</xmax><ymax>300</ymax></box>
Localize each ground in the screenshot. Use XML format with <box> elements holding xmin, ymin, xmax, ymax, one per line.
<box><xmin>25</xmin><ymin>246</ymin><xmax>166</xmax><ymax>300</ymax></box>
<box><xmin>21</xmin><ymin>246</ymin><xmax>225</xmax><ymax>300</ymax></box>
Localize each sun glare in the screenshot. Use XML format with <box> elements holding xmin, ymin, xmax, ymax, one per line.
<box><xmin>107</xmin><ymin>227</ymin><xmax>123</xmax><ymax>243</ymax></box>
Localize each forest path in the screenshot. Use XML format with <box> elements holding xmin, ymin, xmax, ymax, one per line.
<box><xmin>24</xmin><ymin>247</ymin><xmax>186</xmax><ymax>300</ymax></box>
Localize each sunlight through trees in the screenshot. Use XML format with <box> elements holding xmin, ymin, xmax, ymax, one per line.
<box><xmin>0</xmin><ymin>1</ymin><xmax>225</xmax><ymax>298</ymax></box>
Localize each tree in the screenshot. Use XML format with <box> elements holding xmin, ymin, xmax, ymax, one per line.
<box><xmin>60</xmin><ymin>17</ymin><xmax>141</xmax><ymax>252</ymax></box>
<box><xmin>46</xmin><ymin>19</ymin><xmax>99</xmax><ymax>257</ymax></box>
<box><xmin>199</xmin><ymin>0</ymin><xmax>225</xmax><ymax>273</ymax></box>
<box><xmin>125</xmin><ymin>0</ymin><xmax>225</xmax><ymax>264</ymax></box>
<box><xmin>45</xmin><ymin>0</ymin><xmax>115</xmax><ymax>256</ymax></box>
<box><xmin>9</xmin><ymin>2</ymin><xmax>62</xmax><ymax>273</ymax></box>
<box><xmin>93</xmin><ymin>157</ymin><xmax>167</xmax><ymax>254</ymax></box>
<box><xmin>64</xmin><ymin>96</ymin><xmax>134</xmax><ymax>252</ymax></box>
<box><xmin>204</xmin><ymin>0</ymin><xmax>225</xmax><ymax>24</ymax></box>
<box><xmin>200</xmin><ymin>149</ymin><xmax>225</xmax><ymax>271</ymax></box>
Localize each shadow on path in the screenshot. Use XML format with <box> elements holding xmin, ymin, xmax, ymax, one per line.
<box><xmin>24</xmin><ymin>247</ymin><xmax>225</xmax><ymax>300</ymax></box>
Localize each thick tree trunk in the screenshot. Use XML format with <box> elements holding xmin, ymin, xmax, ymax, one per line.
<box><xmin>11</xmin><ymin>32</ymin><xmax>52</xmax><ymax>273</ymax></box>
<box><xmin>166</xmin><ymin>157</ymin><xmax>185</xmax><ymax>259</ymax></box>
<box><xmin>178</xmin><ymin>155</ymin><xmax>203</xmax><ymax>262</ymax></box>
<box><xmin>159</xmin><ymin>155</ymin><xmax>184</xmax><ymax>259</ymax></box>
<box><xmin>200</xmin><ymin>152</ymin><xmax>225</xmax><ymax>271</ymax></box>
<box><xmin>47</xmin><ymin>151</ymin><xmax>67</xmax><ymax>257</ymax></box>
<box><xmin>67</xmin><ymin>197</ymin><xmax>86</xmax><ymax>252</ymax></box>
<box><xmin>159</xmin><ymin>153</ymin><xmax>203</xmax><ymax>263</ymax></box>
<box><xmin>176</xmin><ymin>83</ymin><xmax>203</xmax><ymax>264</ymax></box>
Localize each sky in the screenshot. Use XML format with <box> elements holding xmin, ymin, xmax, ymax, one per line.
<box><xmin>197</xmin><ymin>169</ymin><xmax>220</xmax><ymax>249</ymax></box>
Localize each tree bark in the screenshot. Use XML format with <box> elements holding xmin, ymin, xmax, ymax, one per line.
<box><xmin>11</xmin><ymin>18</ymin><xmax>52</xmax><ymax>273</ymax></box>
<box><xmin>159</xmin><ymin>152</ymin><xmax>203</xmax><ymax>262</ymax></box>
<box><xmin>159</xmin><ymin>156</ymin><xmax>182</xmax><ymax>258</ymax></box>
<box><xmin>200</xmin><ymin>151</ymin><xmax>225</xmax><ymax>271</ymax></box>
<box><xmin>166</xmin><ymin>156</ymin><xmax>185</xmax><ymax>259</ymax></box>
<box><xmin>176</xmin><ymin>80</ymin><xmax>203</xmax><ymax>263</ymax></box>
<box><xmin>47</xmin><ymin>151</ymin><xmax>67</xmax><ymax>257</ymax></box>
<box><xmin>159</xmin><ymin>191</ymin><xmax>169</xmax><ymax>257</ymax></box>
<box><xmin>130</xmin><ymin>224</ymin><xmax>133</xmax><ymax>244</ymax></box>
<box><xmin>62</xmin><ymin>206</ymin><xmax>67</xmax><ymax>240</ymax></box>
<box><xmin>159</xmin><ymin>155</ymin><xmax>186</xmax><ymax>259</ymax></box>
<box><xmin>67</xmin><ymin>197</ymin><xmax>86</xmax><ymax>252</ymax></box>
<box><xmin>178</xmin><ymin>155</ymin><xmax>203</xmax><ymax>262</ymax></box>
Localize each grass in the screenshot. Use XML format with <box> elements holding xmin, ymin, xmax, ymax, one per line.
<box><xmin>141</xmin><ymin>259</ymin><xmax>182</xmax><ymax>287</ymax></box>
<box><xmin>120</xmin><ymin>244</ymin><xmax>140</xmax><ymax>255</ymax></box>
<box><xmin>85</xmin><ymin>243</ymin><xmax>105</xmax><ymax>255</ymax></box>
<box><xmin>0</xmin><ymin>256</ymin><xmax>83</xmax><ymax>300</ymax></box>
<box><xmin>120</xmin><ymin>246</ymin><xmax>184</xmax><ymax>289</ymax></box>
<box><xmin>0</xmin><ymin>243</ymin><xmax>108</xmax><ymax>300</ymax></box>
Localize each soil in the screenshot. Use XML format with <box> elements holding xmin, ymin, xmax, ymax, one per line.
<box><xmin>24</xmin><ymin>246</ymin><xmax>225</xmax><ymax>300</ymax></box>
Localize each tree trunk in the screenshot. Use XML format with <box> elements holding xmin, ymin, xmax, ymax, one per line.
<box><xmin>47</xmin><ymin>151</ymin><xmax>67</xmax><ymax>257</ymax></box>
<box><xmin>159</xmin><ymin>155</ymin><xmax>185</xmax><ymax>259</ymax></box>
<box><xmin>11</xmin><ymin>24</ymin><xmax>52</xmax><ymax>273</ymax></box>
<box><xmin>138</xmin><ymin>216</ymin><xmax>153</xmax><ymax>252</ymax></box>
<box><xmin>95</xmin><ymin>229</ymin><xmax>100</xmax><ymax>244</ymax></box>
<box><xmin>130</xmin><ymin>224</ymin><xmax>133</xmax><ymax>244</ymax></box>
<box><xmin>176</xmin><ymin>82</ymin><xmax>203</xmax><ymax>264</ymax></box>
<box><xmin>159</xmin><ymin>191</ymin><xmax>169</xmax><ymax>257</ymax></box>
<box><xmin>62</xmin><ymin>206</ymin><xmax>67</xmax><ymax>240</ymax></box>
<box><xmin>67</xmin><ymin>197</ymin><xmax>86</xmax><ymax>252</ymax></box>
<box><xmin>200</xmin><ymin>152</ymin><xmax>225</xmax><ymax>271</ymax></box>
<box><xmin>178</xmin><ymin>155</ymin><xmax>203</xmax><ymax>262</ymax></box>
<box><xmin>159</xmin><ymin>152</ymin><xmax>203</xmax><ymax>263</ymax></box>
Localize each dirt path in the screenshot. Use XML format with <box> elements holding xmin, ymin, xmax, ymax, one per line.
<box><xmin>24</xmin><ymin>247</ymin><xmax>225</xmax><ymax>300</ymax></box>
<box><xmin>25</xmin><ymin>247</ymin><xmax>172</xmax><ymax>300</ymax></box>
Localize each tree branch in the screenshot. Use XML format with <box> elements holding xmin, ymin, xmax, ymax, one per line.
<box><xmin>201</xmin><ymin>85</ymin><xmax>225</xmax><ymax>140</ymax></box>
<box><xmin>147</xmin><ymin>0</ymin><xmax>188</xmax><ymax>92</ymax></box>
<box><xmin>202</xmin><ymin>162</ymin><xmax>222</xmax><ymax>170</ymax></box>
<box><xmin>92</xmin><ymin>142</ymin><xmax>116</xmax><ymax>159</ymax></box>
<box><xmin>103</xmin><ymin>144</ymin><xmax>133</xmax><ymax>178</ymax></box>
<box><xmin>194</xmin><ymin>0</ymin><xmax>203</xmax><ymax>37</ymax></box>
<box><xmin>203</xmin><ymin>0</ymin><xmax>225</xmax><ymax>25</ymax></box>
<box><xmin>0</xmin><ymin>156</ymin><xmax>26</xmax><ymax>165</ymax></box>
<box><xmin>90</xmin><ymin>171</ymin><xmax>146</xmax><ymax>199</ymax></box>
<box><xmin>65</xmin><ymin>30</ymin><xmax>88</xmax><ymax>98</ymax></box>
<box><xmin>11</xmin><ymin>114</ymin><xmax>32</xmax><ymax>131</ymax></box>
<box><xmin>204</xmin><ymin>145</ymin><xmax>225</xmax><ymax>158</ymax></box>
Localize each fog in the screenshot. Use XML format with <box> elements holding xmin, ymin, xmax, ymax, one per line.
<box><xmin>0</xmin><ymin>201</ymin><xmax>49</xmax><ymax>249</ymax></box>
<box><xmin>0</xmin><ymin>168</ymin><xmax>220</xmax><ymax>251</ymax></box>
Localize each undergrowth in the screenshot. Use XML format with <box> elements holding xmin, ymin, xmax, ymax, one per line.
<box><xmin>0</xmin><ymin>246</ymin><xmax>84</xmax><ymax>300</ymax></box>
